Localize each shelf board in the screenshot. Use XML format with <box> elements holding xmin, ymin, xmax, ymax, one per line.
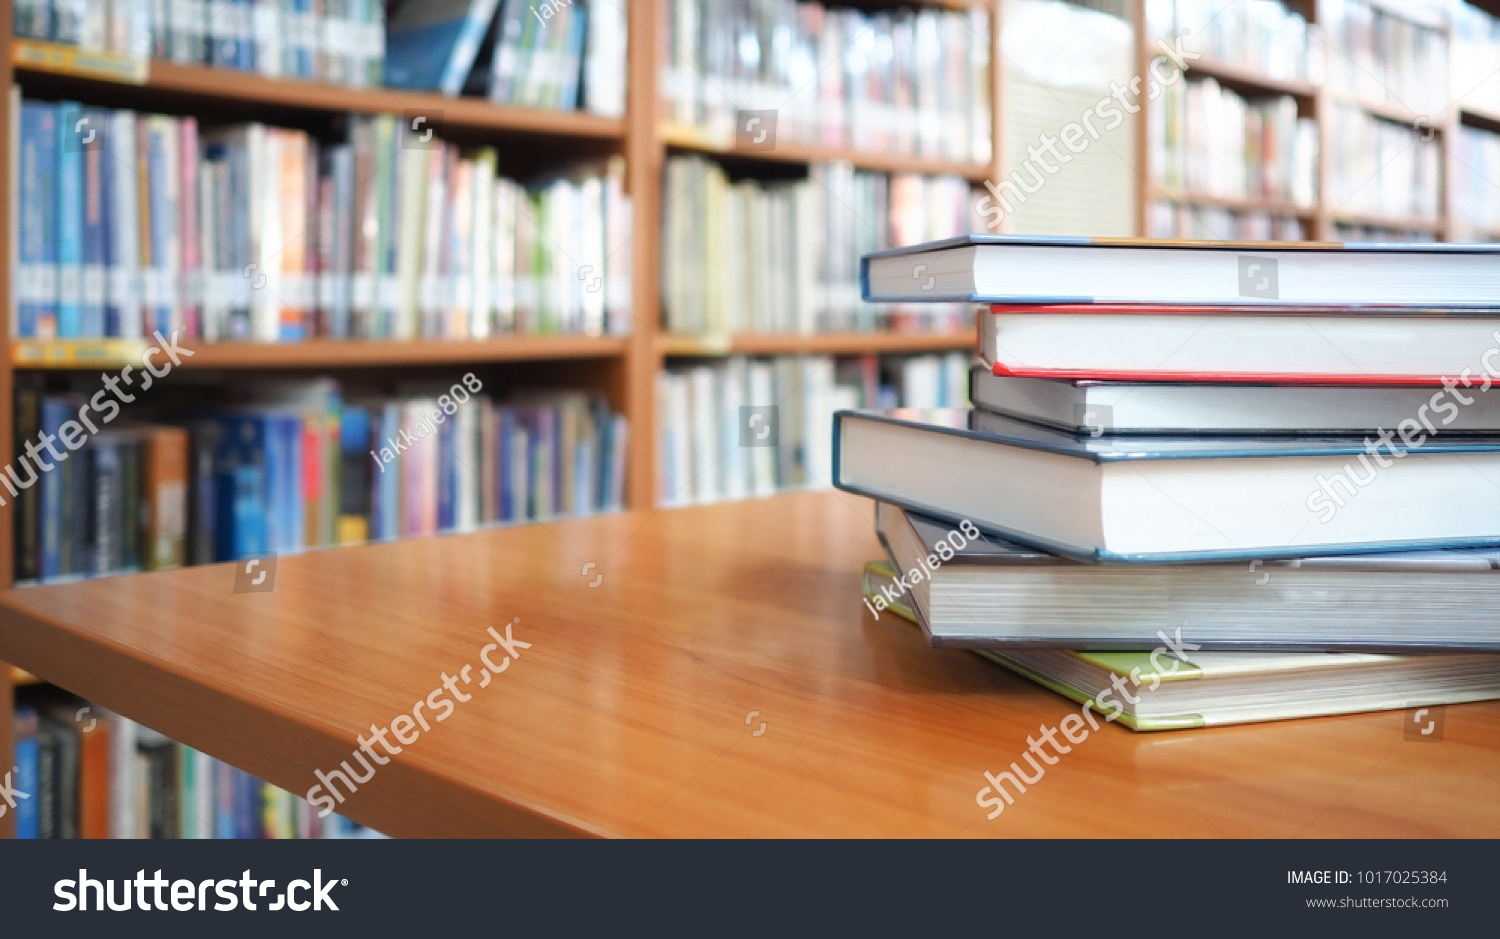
<box><xmin>1459</xmin><ymin>104</ymin><xmax>1500</xmax><ymax>134</ymax></box>
<box><xmin>1328</xmin><ymin>211</ymin><xmax>1445</xmax><ymax>234</ymax></box>
<box><xmin>1151</xmin><ymin>188</ymin><xmax>1316</xmax><ymax>218</ymax></box>
<box><xmin>1328</xmin><ymin>89</ymin><xmax>1437</xmax><ymax>129</ymax></box>
<box><xmin>14</xmin><ymin>50</ymin><xmax>625</xmax><ymax>140</ymax></box>
<box><xmin>11</xmin><ymin>38</ymin><xmax>148</xmax><ymax>83</ymax></box>
<box><xmin>11</xmin><ymin>666</ymin><xmax>40</xmax><ymax>686</ymax></box>
<box><xmin>658</xmin><ymin>331</ymin><xmax>975</xmax><ymax>357</ymax></box>
<box><xmin>661</xmin><ymin>123</ymin><xmax>992</xmax><ymax>180</ymax></box>
<box><xmin>1184</xmin><ymin>56</ymin><xmax>1318</xmax><ymax>98</ymax></box>
<box><xmin>14</xmin><ymin>335</ymin><xmax>630</xmax><ymax>370</ymax></box>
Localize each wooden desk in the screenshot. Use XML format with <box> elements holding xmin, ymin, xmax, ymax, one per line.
<box><xmin>2</xmin><ymin>491</ymin><xmax>1498</xmax><ymax>837</ymax></box>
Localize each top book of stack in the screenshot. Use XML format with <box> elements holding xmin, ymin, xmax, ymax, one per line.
<box><xmin>860</xmin><ymin>236</ymin><xmax>1500</xmax><ymax>309</ymax></box>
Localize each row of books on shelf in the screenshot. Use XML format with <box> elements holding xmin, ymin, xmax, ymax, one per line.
<box><xmin>1150</xmin><ymin>80</ymin><xmax>1318</xmax><ymax>207</ymax></box>
<box><xmin>14</xmin><ymin>0</ymin><xmax>385</xmax><ymax>88</ymax></box>
<box><xmin>1148</xmin><ymin>202</ymin><xmax>1308</xmax><ymax>241</ymax></box>
<box><xmin>661</xmin><ymin>156</ymin><xmax>979</xmax><ymax>338</ymax></box>
<box><xmin>656</xmin><ymin>352</ymin><xmax>966</xmax><ymax>506</ymax></box>
<box><xmin>1146</xmin><ymin>0</ymin><xmax>1319</xmax><ymax>83</ymax></box>
<box><xmin>13</xmin><ymin>95</ymin><xmax>634</xmax><ymax>343</ymax></box>
<box><xmin>1326</xmin><ymin>103</ymin><xmax>1443</xmax><ymax>221</ymax></box>
<box><xmin>12</xmin><ymin>377</ymin><xmax>627</xmax><ymax>584</ymax></box>
<box><xmin>1454</xmin><ymin>125</ymin><xmax>1500</xmax><ymax>235</ymax></box>
<box><xmin>661</xmin><ymin>0</ymin><xmax>992</xmax><ymax>165</ymax></box>
<box><xmin>1322</xmin><ymin>0</ymin><xmax>1448</xmax><ymax>115</ymax></box>
<box><xmin>386</xmin><ymin>0</ymin><xmax>627</xmax><ymax>117</ymax></box>
<box><xmin>13</xmin><ymin>689</ymin><xmax>377</xmax><ymax>838</ymax></box>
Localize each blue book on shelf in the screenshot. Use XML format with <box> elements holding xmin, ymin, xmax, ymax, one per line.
<box><xmin>234</xmin><ymin>769</ymin><xmax>257</xmax><ymax>839</ymax></box>
<box><xmin>384</xmin><ymin>0</ymin><xmax>503</xmax><ymax>96</ymax></box>
<box><xmin>13</xmin><ymin>706</ymin><xmax>39</xmax><ymax>839</ymax></box>
<box><xmin>17</xmin><ymin>102</ymin><xmax>57</xmax><ymax>339</ymax></box>
<box><xmin>236</xmin><ymin>0</ymin><xmax>256</xmax><ymax>71</ymax></box>
<box><xmin>215</xmin><ymin>759</ymin><xmax>235</xmax><ymax>839</ymax></box>
<box><xmin>437</xmin><ymin>408</ymin><xmax>456</xmax><ymax>531</ymax></box>
<box><xmin>558</xmin><ymin>2</ymin><xmax>587</xmax><ymax>110</ymax></box>
<box><xmin>261</xmin><ymin>414</ymin><xmax>303</xmax><ymax>554</ymax></box>
<box><xmin>81</xmin><ymin>111</ymin><xmax>107</xmax><ymax>339</ymax></box>
<box><xmin>214</xmin><ymin>416</ymin><xmax>268</xmax><ymax>563</ymax></box>
<box><xmin>56</xmin><ymin>101</ymin><xmax>84</xmax><ymax>338</ymax></box>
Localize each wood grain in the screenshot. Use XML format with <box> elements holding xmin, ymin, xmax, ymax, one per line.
<box><xmin>1</xmin><ymin>491</ymin><xmax>1496</xmax><ymax>838</ymax></box>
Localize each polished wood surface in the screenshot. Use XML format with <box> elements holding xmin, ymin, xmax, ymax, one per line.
<box><xmin>1</xmin><ymin>491</ymin><xmax>1497</xmax><ymax>838</ymax></box>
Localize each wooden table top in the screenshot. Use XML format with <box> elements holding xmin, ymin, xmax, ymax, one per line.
<box><xmin>2</xmin><ymin>490</ymin><xmax>1498</xmax><ymax>838</ymax></box>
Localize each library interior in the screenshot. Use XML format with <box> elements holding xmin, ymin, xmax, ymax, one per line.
<box><xmin>2</xmin><ymin>0</ymin><xmax>1500</xmax><ymax>840</ymax></box>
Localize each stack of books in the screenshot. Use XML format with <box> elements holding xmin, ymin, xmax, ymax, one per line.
<box><xmin>839</xmin><ymin>235</ymin><xmax>1500</xmax><ymax>730</ymax></box>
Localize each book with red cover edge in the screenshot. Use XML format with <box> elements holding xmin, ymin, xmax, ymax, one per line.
<box><xmin>982</xmin><ymin>304</ymin><xmax>1500</xmax><ymax>386</ymax></box>
<box><xmin>982</xmin><ymin>358</ymin><xmax>1466</xmax><ymax>386</ymax></box>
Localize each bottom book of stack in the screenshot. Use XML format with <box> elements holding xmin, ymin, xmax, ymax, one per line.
<box><xmin>863</xmin><ymin>506</ymin><xmax>1500</xmax><ymax>731</ymax></box>
<box><xmin>12</xmin><ymin>688</ymin><xmax>380</xmax><ymax>839</ymax></box>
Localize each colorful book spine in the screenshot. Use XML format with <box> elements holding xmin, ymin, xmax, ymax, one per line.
<box><xmin>17</xmin><ymin>102</ymin><xmax>57</xmax><ymax>339</ymax></box>
<box><xmin>56</xmin><ymin>102</ymin><xmax>84</xmax><ymax>338</ymax></box>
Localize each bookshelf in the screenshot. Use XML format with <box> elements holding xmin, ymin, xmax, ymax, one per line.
<box><xmin>1130</xmin><ymin>0</ymin><xmax>1498</xmax><ymax>245</ymax></box>
<box><xmin>8</xmin><ymin>0</ymin><xmax>1500</xmax><ymax>838</ymax></box>
<box><xmin>0</xmin><ymin>0</ymin><xmax>1013</xmax><ymax>837</ymax></box>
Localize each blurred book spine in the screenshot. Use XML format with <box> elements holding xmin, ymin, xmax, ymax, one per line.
<box><xmin>13</xmin><ymin>98</ymin><xmax>633</xmax><ymax>343</ymax></box>
<box><xmin>661</xmin><ymin>155</ymin><xmax>979</xmax><ymax>338</ymax></box>
<box><xmin>659</xmin><ymin>0</ymin><xmax>990</xmax><ymax>165</ymax></box>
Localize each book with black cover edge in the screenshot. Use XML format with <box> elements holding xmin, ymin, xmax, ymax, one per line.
<box><xmin>835</xmin><ymin>407</ymin><xmax>1500</xmax><ymax>563</ymax></box>
<box><xmin>967</xmin><ymin>365</ymin><xmax>1500</xmax><ymax>437</ymax></box>
<box><xmin>873</xmin><ymin>501</ymin><xmax>1500</xmax><ymax>652</ymax></box>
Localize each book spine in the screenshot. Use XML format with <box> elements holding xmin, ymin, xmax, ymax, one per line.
<box><xmin>120</xmin><ymin>438</ymin><xmax>143</xmax><ymax>571</ymax></box>
<box><xmin>23</xmin><ymin>103</ymin><xmax>59</xmax><ymax>339</ymax></box>
<box><xmin>81</xmin><ymin>113</ymin><xmax>107</xmax><ymax>338</ymax></box>
<box><xmin>108</xmin><ymin>713</ymin><xmax>138</xmax><ymax>840</ymax></box>
<box><xmin>13</xmin><ymin>710</ymin><xmax>39</xmax><ymax>839</ymax></box>
<box><xmin>13</xmin><ymin>383</ymin><xmax>41</xmax><ymax>582</ymax></box>
<box><xmin>56</xmin><ymin>103</ymin><xmax>84</xmax><ymax>338</ymax></box>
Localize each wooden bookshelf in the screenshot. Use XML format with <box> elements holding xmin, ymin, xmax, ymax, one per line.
<box><xmin>12</xmin><ymin>336</ymin><xmax>630</xmax><ymax>370</ymax></box>
<box><xmin>14</xmin><ymin>46</ymin><xmax>627</xmax><ymax>140</ymax></box>
<box><xmin>1184</xmin><ymin>55</ymin><xmax>1318</xmax><ymax>99</ymax></box>
<box><xmin>1135</xmin><ymin>1</ymin><xmax>1474</xmax><ymax>244</ymax></box>
<box><xmin>0</xmin><ymin>2</ymin><xmax>1013</xmax><ymax>832</ymax></box>
<box><xmin>1327</xmin><ymin>211</ymin><xmax>1447</xmax><ymax>235</ymax></box>
<box><xmin>658</xmin><ymin>332</ymin><xmax>976</xmax><ymax>357</ymax></box>
<box><xmin>1150</xmin><ymin>189</ymin><xmax>1317</xmax><ymax>220</ymax></box>
<box><xmin>660</xmin><ymin>122</ymin><xmax>994</xmax><ymax>181</ymax></box>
